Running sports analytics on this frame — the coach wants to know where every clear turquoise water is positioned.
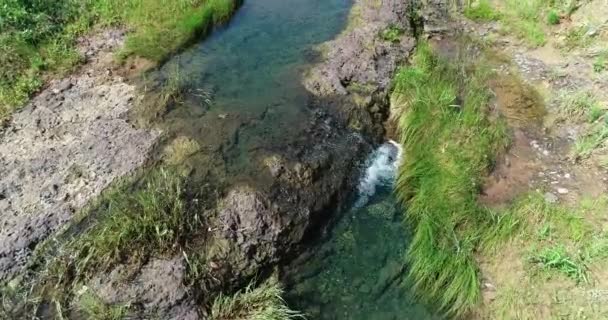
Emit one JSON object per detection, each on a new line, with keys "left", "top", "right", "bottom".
{"left": 284, "top": 144, "right": 438, "bottom": 319}
{"left": 157, "top": 0, "right": 352, "bottom": 181}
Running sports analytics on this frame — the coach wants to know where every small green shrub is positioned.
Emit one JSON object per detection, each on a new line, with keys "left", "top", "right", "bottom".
{"left": 547, "top": 10, "right": 560, "bottom": 25}
{"left": 588, "top": 105, "right": 605, "bottom": 123}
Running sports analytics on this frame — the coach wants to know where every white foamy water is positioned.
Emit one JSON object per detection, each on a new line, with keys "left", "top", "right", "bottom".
{"left": 354, "top": 140, "right": 403, "bottom": 207}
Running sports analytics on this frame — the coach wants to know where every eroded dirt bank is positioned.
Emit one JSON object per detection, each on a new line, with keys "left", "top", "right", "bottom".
{"left": 0, "top": 30, "right": 159, "bottom": 282}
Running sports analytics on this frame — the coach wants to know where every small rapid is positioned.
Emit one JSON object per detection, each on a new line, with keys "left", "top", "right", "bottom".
{"left": 355, "top": 140, "right": 403, "bottom": 208}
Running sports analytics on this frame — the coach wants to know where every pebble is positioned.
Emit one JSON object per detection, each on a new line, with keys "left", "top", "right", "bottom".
{"left": 542, "top": 150, "right": 550, "bottom": 156}
{"left": 557, "top": 187, "right": 569, "bottom": 194}
{"left": 564, "top": 173, "right": 571, "bottom": 179}
{"left": 544, "top": 192, "right": 559, "bottom": 204}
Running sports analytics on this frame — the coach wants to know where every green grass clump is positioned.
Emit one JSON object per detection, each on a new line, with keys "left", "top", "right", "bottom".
{"left": 392, "top": 43, "right": 511, "bottom": 317}
{"left": 116, "top": 0, "right": 239, "bottom": 62}
{"left": 210, "top": 276, "right": 304, "bottom": 320}
{"left": 546, "top": 10, "right": 560, "bottom": 25}
{"left": 71, "top": 168, "right": 192, "bottom": 275}
{"left": 531, "top": 245, "right": 589, "bottom": 283}
{"left": 0, "top": 0, "right": 238, "bottom": 120}
{"left": 501, "top": 0, "right": 547, "bottom": 46}
{"left": 464, "top": 0, "right": 501, "bottom": 22}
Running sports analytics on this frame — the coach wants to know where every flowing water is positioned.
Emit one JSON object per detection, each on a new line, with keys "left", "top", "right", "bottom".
{"left": 154, "top": 0, "right": 352, "bottom": 184}
{"left": 284, "top": 142, "right": 438, "bottom": 319}
{"left": 154, "top": 0, "right": 436, "bottom": 318}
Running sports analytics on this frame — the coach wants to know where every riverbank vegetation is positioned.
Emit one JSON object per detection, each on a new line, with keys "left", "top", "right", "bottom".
{"left": 0, "top": 0, "right": 239, "bottom": 119}
{"left": 392, "top": 42, "right": 513, "bottom": 317}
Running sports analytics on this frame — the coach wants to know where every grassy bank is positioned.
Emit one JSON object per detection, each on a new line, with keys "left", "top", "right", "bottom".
{"left": 464, "top": 0, "right": 581, "bottom": 46}
{"left": 392, "top": 43, "right": 513, "bottom": 317}
{"left": 0, "top": 0, "right": 239, "bottom": 119}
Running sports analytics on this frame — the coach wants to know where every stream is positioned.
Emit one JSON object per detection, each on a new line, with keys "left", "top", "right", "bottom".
{"left": 155, "top": 0, "right": 353, "bottom": 184}
{"left": 155, "top": 0, "right": 436, "bottom": 318}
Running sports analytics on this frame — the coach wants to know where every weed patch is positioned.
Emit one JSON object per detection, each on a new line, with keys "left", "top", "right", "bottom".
{"left": 563, "top": 26, "right": 593, "bottom": 50}
{"left": 392, "top": 42, "right": 511, "bottom": 317}
{"left": 472, "top": 0, "right": 582, "bottom": 47}
{"left": 70, "top": 168, "right": 195, "bottom": 275}
{"left": 77, "top": 290, "right": 130, "bottom": 320}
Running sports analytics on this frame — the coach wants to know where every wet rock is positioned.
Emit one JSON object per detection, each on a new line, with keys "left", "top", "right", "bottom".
{"left": 217, "top": 187, "right": 282, "bottom": 276}
{"left": 304, "top": 0, "right": 415, "bottom": 139}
